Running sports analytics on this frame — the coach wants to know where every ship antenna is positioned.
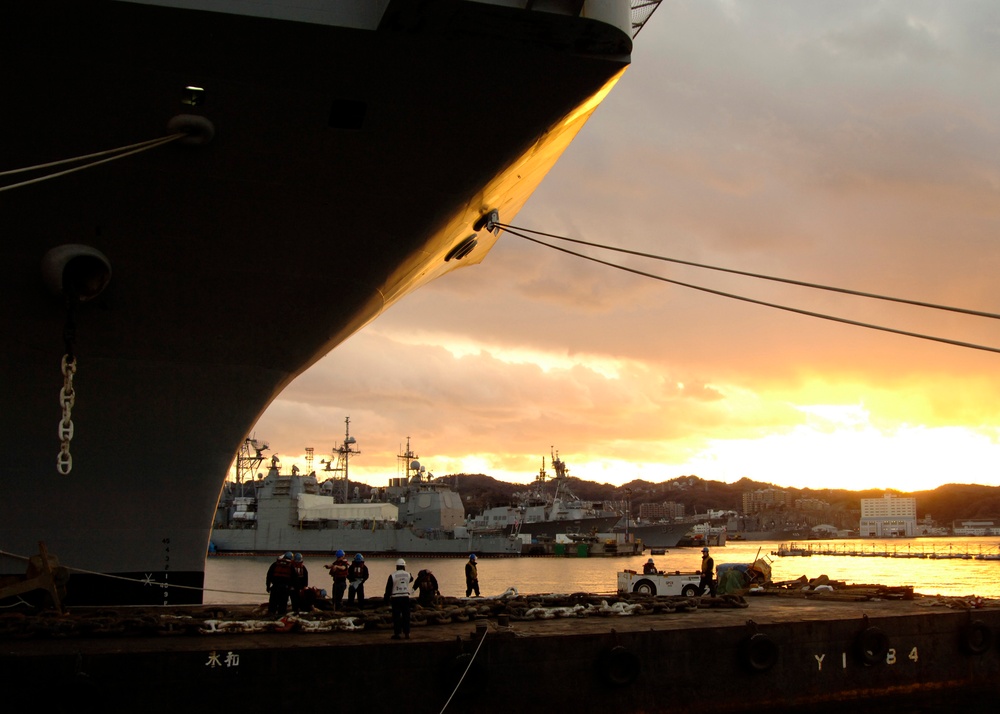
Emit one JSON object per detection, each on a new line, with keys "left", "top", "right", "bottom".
{"left": 327, "top": 416, "right": 360, "bottom": 503}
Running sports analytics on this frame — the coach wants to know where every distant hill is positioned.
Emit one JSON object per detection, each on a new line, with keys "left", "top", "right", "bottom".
{"left": 425, "top": 473, "right": 1000, "bottom": 528}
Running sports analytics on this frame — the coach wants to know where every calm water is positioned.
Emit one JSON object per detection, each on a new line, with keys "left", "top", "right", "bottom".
{"left": 203, "top": 537, "right": 1000, "bottom": 604}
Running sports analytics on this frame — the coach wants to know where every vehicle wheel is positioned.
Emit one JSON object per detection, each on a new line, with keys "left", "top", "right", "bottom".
{"left": 632, "top": 579, "right": 656, "bottom": 596}
{"left": 681, "top": 584, "right": 698, "bottom": 597}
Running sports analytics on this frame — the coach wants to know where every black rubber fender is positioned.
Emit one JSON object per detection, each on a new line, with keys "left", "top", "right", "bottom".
{"left": 599, "top": 645, "right": 641, "bottom": 687}
{"left": 961, "top": 620, "right": 994, "bottom": 655}
{"left": 739, "top": 632, "right": 779, "bottom": 672}
{"left": 444, "top": 652, "right": 486, "bottom": 693}
{"left": 856, "top": 625, "right": 890, "bottom": 665}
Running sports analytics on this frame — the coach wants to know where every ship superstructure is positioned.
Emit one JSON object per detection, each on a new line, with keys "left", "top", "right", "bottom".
{"left": 468, "top": 450, "right": 622, "bottom": 539}
{"left": 1, "top": 0, "right": 659, "bottom": 604}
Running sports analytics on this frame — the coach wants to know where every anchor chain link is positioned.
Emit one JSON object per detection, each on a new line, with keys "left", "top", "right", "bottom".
{"left": 58, "top": 354, "right": 76, "bottom": 475}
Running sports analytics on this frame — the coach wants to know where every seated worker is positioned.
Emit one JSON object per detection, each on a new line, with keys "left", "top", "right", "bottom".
{"left": 642, "top": 557, "right": 657, "bottom": 575}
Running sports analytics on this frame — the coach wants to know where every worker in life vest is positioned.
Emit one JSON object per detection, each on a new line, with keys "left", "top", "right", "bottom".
{"left": 698, "top": 546, "right": 716, "bottom": 597}
{"left": 290, "top": 553, "right": 309, "bottom": 612}
{"left": 643, "top": 557, "right": 657, "bottom": 575}
{"left": 384, "top": 558, "right": 414, "bottom": 639}
{"left": 265, "top": 551, "right": 294, "bottom": 616}
{"left": 346, "top": 553, "right": 369, "bottom": 608}
{"left": 324, "top": 549, "right": 349, "bottom": 610}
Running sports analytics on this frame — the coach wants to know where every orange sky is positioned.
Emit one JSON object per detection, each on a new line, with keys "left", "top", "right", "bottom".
{"left": 252, "top": 1, "right": 1000, "bottom": 493}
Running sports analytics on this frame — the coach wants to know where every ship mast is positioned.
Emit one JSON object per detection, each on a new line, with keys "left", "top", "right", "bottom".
{"left": 321, "top": 416, "right": 360, "bottom": 502}
{"left": 400, "top": 436, "right": 422, "bottom": 483}
{"left": 235, "top": 435, "right": 268, "bottom": 487}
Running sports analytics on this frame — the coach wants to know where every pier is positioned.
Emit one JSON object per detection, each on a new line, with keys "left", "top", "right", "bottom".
{"left": 772, "top": 542, "right": 1000, "bottom": 559}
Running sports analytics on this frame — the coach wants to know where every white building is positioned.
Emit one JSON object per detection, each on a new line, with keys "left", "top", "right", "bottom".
{"left": 859, "top": 494, "right": 917, "bottom": 537}
{"left": 953, "top": 519, "right": 1000, "bottom": 536}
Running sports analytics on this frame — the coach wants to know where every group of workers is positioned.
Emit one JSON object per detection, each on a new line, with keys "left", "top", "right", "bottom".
{"left": 265, "top": 550, "right": 483, "bottom": 629}
{"left": 264, "top": 551, "right": 310, "bottom": 616}
{"left": 271, "top": 546, "right": 718, "bottom": 626}
{"left": 642, "top": 546, "right": 717, "bottom": 597}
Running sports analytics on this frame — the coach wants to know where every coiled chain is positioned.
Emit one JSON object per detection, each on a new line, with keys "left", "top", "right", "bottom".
{"left": 58, "top": 354, "right": 76, "bottom": 475}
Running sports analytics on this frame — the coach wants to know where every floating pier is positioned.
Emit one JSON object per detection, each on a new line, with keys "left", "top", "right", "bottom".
{"left": 772, "top": 542, "right": 1000, "bottom": 559}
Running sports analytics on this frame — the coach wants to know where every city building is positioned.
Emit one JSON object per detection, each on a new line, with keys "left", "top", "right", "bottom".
{"left": 638, "top": 501, "right": 685, "bottom": 521}
{"left": 742, "top": 488, "right": 790, "bottom": 514}
{"left": 859, "top": 494, "right": 917, "bottom": 537}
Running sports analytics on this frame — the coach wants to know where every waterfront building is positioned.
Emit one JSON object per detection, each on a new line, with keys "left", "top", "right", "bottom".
{"left": 952, "top": 519, "right": 1000, "bottom": 536}
{"left": 859, "top": 494, "right": 917, "bottom": 537}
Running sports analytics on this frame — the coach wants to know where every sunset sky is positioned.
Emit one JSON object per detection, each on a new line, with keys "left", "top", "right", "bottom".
{"left": 252, "top": 1, "right": 1000, "bottom": 493}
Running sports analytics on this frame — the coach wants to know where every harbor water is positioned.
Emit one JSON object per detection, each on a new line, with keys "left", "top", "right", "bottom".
{"left": 203, "top": 536, "right": 1000, "bottom": 605}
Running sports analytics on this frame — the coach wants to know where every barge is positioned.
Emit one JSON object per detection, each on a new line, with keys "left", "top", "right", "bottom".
{"left": 4, "top": 590, "right": 998, "bottom": 713}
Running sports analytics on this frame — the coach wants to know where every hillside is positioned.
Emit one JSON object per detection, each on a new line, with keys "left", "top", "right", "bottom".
{"left": 435, "top": 473, "right": 1000, "bottom": 528}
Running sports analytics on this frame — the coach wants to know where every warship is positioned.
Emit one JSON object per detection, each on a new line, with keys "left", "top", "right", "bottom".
{"left": 0, "top": 0, "right": 660, "bottom": 604}
{"left": 467, "top": 450, "right": 623, "bottom": 540}
{"left": 211, "top": 427, "right": 520, "bottom": 556}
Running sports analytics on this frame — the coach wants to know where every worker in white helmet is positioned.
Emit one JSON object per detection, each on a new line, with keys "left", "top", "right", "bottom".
{"left": 384, "top": 558, "right": 413, "bottom": 639}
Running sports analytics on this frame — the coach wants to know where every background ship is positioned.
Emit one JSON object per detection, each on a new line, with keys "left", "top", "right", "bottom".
{"left": 1, "top": 1, "right": 659, "bottom": 604}
{"left": 468, "top": 450, "right": 622, "bottom": 539}
{"left": 211, "top": 428, "right": 520, "bottom": 556}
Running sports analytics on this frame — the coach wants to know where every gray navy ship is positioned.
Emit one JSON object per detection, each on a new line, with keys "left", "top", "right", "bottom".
{"left": 211, "top": 426, "right": 520, "bottom": 556}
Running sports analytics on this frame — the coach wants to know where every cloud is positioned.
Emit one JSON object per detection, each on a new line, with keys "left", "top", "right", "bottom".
{"left": 252, "top": 1, "right": 1000, "bottom": 492}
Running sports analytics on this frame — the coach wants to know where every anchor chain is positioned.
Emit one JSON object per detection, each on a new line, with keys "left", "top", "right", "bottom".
{"left": 58, "top": 355, "right": 76, "bottom": 475}
{"left": 57, "top": 306, "right": 77, "bottom": 475}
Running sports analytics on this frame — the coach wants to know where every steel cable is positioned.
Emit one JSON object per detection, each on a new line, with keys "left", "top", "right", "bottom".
{"left": 498, "top": 224, "right": 1000, "bottom": 355}
{"left": 0, "top": 133, "right": 184, "bottom": 192}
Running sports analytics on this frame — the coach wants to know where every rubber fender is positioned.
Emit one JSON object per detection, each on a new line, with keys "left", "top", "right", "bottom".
{"left": 739, "top": 632, "right": 779, "bottom": 672}
{"left": 446, "top": 652, "right": 486, "bottom": 691}
{"left": 961, "top": 620, "right": 994, "bottom": 655}
{"left": 599, "top": 645, "right": 641, "bottom": 687}
{"left": 856, "top": 626, "right": 890, "bottom": 665}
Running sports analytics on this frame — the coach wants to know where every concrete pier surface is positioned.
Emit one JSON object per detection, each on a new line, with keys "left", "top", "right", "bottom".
{"left": 4, "top": 591, "right": 999, "bottom": 713}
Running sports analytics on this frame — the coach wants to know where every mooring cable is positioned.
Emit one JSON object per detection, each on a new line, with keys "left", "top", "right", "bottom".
{"left": 0, "top": 133, "right": 185, "bottom": 192}
{"left": 500, "top": 225, "right": 1000, "bottom": 356}
{"left": 497, "top": 222, "right": 1000, "bottom": 322}
{"left": 0, "top": 548, "right": 264, "bottom": 598}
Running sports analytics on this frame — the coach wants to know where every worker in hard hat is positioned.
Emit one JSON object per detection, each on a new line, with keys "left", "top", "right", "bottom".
{"left": 289, "top": 553, "right": 309, "bottom": 613}
{"left": 384, "top": 558, "right": 414, "bottom": 639}
{"left": 324, "top": 549, "right": 350, "bottom": 610}
{"left": 265, "top": 551, "right": 294, "bottom": 616}
{"left": 346, "top": 553, "right": 369, "bottom": 608}
{"left": 698, "top": 546, "right": 716, "bottom": 597}
{"left": 465, "top": 553, "right": 480, "bottom": 597}
{"left": 643, "top": 557, "right": 657, "bottom": 575}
